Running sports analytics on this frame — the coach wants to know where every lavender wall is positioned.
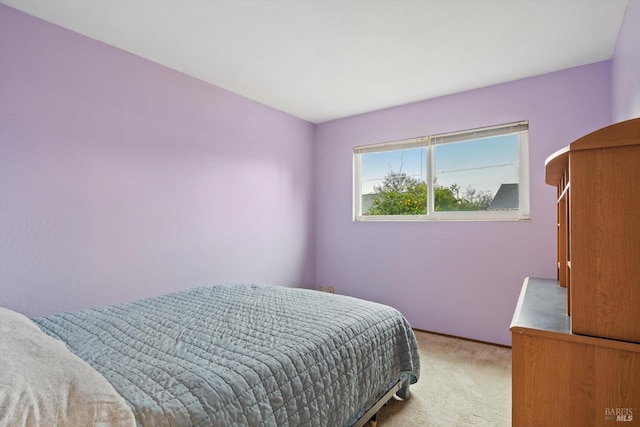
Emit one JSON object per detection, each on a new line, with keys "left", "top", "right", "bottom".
{"left": 612, "top": 0, "right": 640, "bottom": 122}
{"left": 314, "top": 62, "right": 612, "bottom": 345}
{"left": 0, "top": 5, "right": 315, "bottom": 317}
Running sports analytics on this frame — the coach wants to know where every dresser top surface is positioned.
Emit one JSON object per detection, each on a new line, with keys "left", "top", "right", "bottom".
{"left": 510, "top": 277, "right": 570, "bottom": 334}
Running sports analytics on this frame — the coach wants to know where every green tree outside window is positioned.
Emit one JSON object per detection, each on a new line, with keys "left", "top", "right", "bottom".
{"left": 366, "top": 171, "right": 492, "bottom": 215}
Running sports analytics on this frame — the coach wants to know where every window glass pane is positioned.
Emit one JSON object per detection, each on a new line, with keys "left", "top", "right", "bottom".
{"left": 433, "top": 134, "right": 519, "bottom": 212}
{"left": 360, "top": 147, "right": 427, "bottom": 215}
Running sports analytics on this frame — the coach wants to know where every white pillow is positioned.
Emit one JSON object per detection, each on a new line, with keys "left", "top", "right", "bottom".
{"left": 0, "top": 307, "right": 136, "bottom": 427}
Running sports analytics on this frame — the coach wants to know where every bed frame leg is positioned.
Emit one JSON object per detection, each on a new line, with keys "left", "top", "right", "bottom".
{"left": 396, "top": 379, "right": 411, "bottom": 400}
{"left": 369, "top": 412, "right": 378, "bottom": 427}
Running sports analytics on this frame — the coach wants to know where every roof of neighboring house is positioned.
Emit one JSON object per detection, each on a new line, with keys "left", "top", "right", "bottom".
{"left": 489, "top": 183, "right": 519, "bottom": 210}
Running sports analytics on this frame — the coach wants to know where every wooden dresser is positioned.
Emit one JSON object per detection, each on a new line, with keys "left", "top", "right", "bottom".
{"left": 510, "top": 118, "right": 640, "bottom": 427}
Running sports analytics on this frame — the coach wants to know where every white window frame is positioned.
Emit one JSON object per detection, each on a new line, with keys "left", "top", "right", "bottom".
{"left": 353, "top": 121, "right": 530, "bottom": 222}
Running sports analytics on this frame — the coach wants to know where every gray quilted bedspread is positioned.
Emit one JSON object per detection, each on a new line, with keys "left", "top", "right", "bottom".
{"left": 34, "top": 285, "right": 420, "bottom": 427}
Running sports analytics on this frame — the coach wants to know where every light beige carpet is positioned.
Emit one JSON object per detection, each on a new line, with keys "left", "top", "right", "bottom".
{"left": 376, "top": 330, "right": 512, "bottom": 427}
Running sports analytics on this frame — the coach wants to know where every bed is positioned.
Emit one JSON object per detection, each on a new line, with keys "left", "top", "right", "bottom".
{"left": 1, "top": 284, "right": 420, "bottom": 426}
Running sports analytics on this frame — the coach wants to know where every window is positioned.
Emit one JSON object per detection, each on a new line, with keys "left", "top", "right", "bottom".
{"left": 353, "top": 121, "right": 529, "bottom": 221}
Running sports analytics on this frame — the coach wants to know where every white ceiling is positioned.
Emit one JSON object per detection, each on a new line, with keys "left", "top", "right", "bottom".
{"left": 1, "top": 0, "right": 629, "bottom": 123}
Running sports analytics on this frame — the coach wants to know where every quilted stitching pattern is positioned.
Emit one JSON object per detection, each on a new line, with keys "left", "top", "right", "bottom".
{"left": 34, "top": 285, "right": 420, "bottom": 427}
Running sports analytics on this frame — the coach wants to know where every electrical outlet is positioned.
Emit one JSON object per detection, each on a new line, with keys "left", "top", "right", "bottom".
{"left": 328, "top": 286, "right": 334, "bottom": 294}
